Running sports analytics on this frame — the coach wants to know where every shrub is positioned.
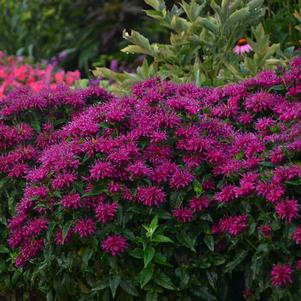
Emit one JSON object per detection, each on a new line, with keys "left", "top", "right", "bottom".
{"left": 94, "top": 0, "right": 288, "bottom": 94}
{"left": 0, "top": 61, "right": 111, "bottom": 297}
{"left": 8, "top": 57, "right": 301, "bottom": 300}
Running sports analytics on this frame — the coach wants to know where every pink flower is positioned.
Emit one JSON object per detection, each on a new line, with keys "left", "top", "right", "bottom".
{"left": 233, "top": 38, "right": 253, "bottom": 55}
{"left": 219, "top": 215, "right": 248, "bottom": 236}
{"left": 172, "top": 207, "right": 193, "bottom": 223}
{"left": 296, "top": 260, "right": 301, "bottom": 270}
{"left": 243, "top": 288, "right": 253, "bottom": 299}
{"left": 89, "top": 161, "right": 116, "bottom": 180}
{"left": 74, "top": 218, "right": 96, "bottom": 238}
{"left": 55, "top": 227, "right": 74, "bottom": 245}
{"left": 136, "top": 186, "right": 166, "bottom": 207}
{"left": 95, "top": 202, "right": 118, "bottom": 224}
{"left": 275, "top": 199, "right": 299, "bottom": 223}
{"left": 258, "top": 224, "right": 272, "bottom": 238}
{"left": 292, "top": 226, "right": 301, "bottom": 244}
{"left": 271, "top": 264, "right": 293, "bottom": 287}
{"left": 215, "top": 185, "right": 237, "bottom": 203}
{"left": 169, "top": 169, "right": 194, "bottom": 189}
{"left": 101, "top": 234, "right": 128, "bottom": 256}
{"left": 61, "top": 193, "right": 81, "bottom": 209}
{"left": 189, "top": 196, "right": 210, "bottom": 212}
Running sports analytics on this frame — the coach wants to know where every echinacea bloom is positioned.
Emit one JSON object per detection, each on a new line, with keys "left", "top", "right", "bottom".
{"left": 233, "top": 37, "right": 253, "bottom": 55}
{"left": 101, "top": 234, "right": 128, "bottom": 256}
{"left": 271, "top": 264, "right": 293, "bottom": 287}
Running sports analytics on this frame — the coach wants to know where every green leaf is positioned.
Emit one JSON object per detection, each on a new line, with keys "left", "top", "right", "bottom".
{"left": 92, "top": 277, "right": 109, "bottom": 291}
{"left": 139, "top": 265, "right": 153, "bottom": 288}
{"left": 178, "top": 232, "right": 198, "bottom": 252}
{"left": 286, "top": 179, "right": 301, "bottom": 186}
{"left": 152, "top": 234, "right": 174, "bottom": 243}
{"left": 193, "top": 179, "right": 203, "bottom": 196}
{"left": 0, "top": 245, "right": 9, "bottom": 254}
{"left": 197, "top": 17, "right": 219, "bottom": 35}
{"left": 204, "top": 235, "right": 214, "bottom": 251}
{"left": 120, "top": 279, "right": 139, "bottom": 297}
{"left": 144, "top": 246, "right": 155, "bottom": 267}
{"left": 150, "top": 215, "right": 159, "bottom": 230}
{"left": 144, "top": 0, "right": 165, "bottom": 11}
{"left": 198, "top": 287, "right": 217, "bottom": 301}
{"left": 224, "top": 250, "right": 248, "bottom": 273}
{"left": 82, "top": 181, "right": 108, "bottom": 197}
{"left": 109, "top": 275, "right": 121, "bottom": 298}
{"left": 62, "top": 221, "right": 72, "bottom": 242}
{"left": 129, "top": 248, "right": 144, "bottom": 259}
{"left": 154, "top": 273, "right": 175, "bottom": 290}
{"left": 146, "top": 291, "right": 158, "bottom": 301}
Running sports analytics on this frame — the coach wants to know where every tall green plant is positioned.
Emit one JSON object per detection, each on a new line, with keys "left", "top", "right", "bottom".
{"left": 94, "top": 0, "right": 283, "bottom": 94}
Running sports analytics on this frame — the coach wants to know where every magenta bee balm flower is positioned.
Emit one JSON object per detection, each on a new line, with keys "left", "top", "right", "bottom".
{"left": 101, "top": 235, "right": 128, "bottom": 256}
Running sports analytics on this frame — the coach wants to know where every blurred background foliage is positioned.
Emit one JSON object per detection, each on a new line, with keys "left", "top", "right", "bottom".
{"left": 0, "top": 0, "right": 168, "bottom": 75}
{"left": 0, "top": 0, "right": 299, "bottom": 78}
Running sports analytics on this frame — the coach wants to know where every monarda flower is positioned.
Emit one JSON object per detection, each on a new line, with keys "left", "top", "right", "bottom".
{"left": 219, "top": 215, "right": 248, "bottom": 236}
{"left": 101, "top": 234, "right": 128, "bottom": 256}
{"left": 233, "top": 38, "right": 253, "bottom": 55}
{"left": 189, "top": 196, "right": 210, "bottom": 212}
{"left": 169, "top": 169, "right": 194, "bottom": 189}
{"left": 172, "top": 207, "right": 193, "bottom": 223}
{"left": 271, "top": 264, "right": 293, "bottom": 287}
{"left": 258, "top": 224, "right": 272, "bottom": 238}
{"left": 89, "top": 160, "right": 116, "bottom": 180}
{"left": 61, "top": 193, "right": 81, "bottom": 209}
{"left": 136, "top": 186, "right": 166, "bottom": 207}
{"left": 275, "top": 199, "right": 299, "bottom": 223}
{"left": 95, "top": 202, "right": 118, "bottom": 224}
{"left": 292, "top": 226, "right": 301, "bottom": 244}
{"left": 215, "top": 185, "right": 237, "bottom": 203}
{"left": 74, "top": 218, "right": 96, "bottom": 238}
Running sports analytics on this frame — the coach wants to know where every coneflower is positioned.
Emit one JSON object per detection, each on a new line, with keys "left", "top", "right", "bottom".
{"left": 233, "top": 37, "right": 253, "bottom": 55}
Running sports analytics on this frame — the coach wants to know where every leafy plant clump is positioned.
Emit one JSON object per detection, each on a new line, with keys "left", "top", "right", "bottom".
{"left": 8, "top": 57, "right": 301, "bottom": 300}
{"left": 0, "top": 70, "right": 112, "bottom": 297}
{"left": 94, "top": 0, "right": 287, "bottom": 94}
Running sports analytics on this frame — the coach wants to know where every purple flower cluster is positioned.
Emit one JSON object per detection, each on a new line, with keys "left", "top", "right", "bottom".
{"left": 6, "top": 56, "right": 301, "bottom": 290}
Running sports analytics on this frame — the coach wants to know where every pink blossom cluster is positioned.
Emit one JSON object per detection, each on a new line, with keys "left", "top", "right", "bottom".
{"left": 7, "top": 56, "right": 301, "bottom": 292}
{"left": 0, "top": 51, "right": 80, "bottom": 97}
{"left": 0, "top": 85, "right": 112, "bottom": 179}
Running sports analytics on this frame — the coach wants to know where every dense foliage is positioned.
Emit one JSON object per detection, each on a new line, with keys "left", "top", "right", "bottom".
{"left": 5, "top": 57, "right": 300, "bottom": 300}
{"left": 94, "top": 0, "right": 292, "bottom": 94}
{"left": 0, "top": 0, "right": 165, "bottom": 75}
{"left": 0, "top": 52, "right": 112, "bottom": 299}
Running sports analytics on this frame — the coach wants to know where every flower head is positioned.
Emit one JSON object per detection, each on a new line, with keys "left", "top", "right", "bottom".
{"left": 233, "top": 38, "right": 253, "bottom": 55}
{"left": 101, "top": 234, "right": 128, "bottom": 256}
{"left": 271, "top": 264, "right": 293, "bottom": 287}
